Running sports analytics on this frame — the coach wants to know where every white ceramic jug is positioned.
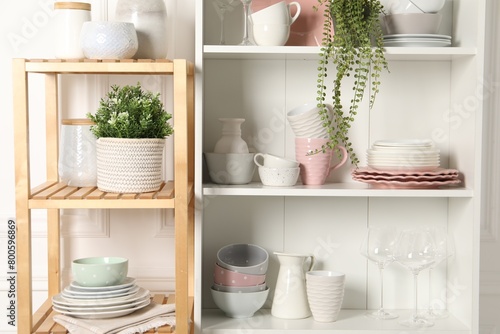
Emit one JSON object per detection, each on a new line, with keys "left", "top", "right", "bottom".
{"left": 271, "top": 252, "right": 315, "bottom": 319}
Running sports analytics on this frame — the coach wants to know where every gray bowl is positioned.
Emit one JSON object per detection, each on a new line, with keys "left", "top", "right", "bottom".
{"left": 217, "top": 243, "right": 269, "bottom": 275}
{"left": 211, "top": 287, "right": 269, "bottom": 318}
{"left": 204, "top": 153, "right": 256, "bottom": 185}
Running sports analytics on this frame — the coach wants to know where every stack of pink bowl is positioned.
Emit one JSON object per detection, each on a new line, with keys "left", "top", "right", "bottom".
{"left": 211, "top": 243, "right": 270, "bottom": 318}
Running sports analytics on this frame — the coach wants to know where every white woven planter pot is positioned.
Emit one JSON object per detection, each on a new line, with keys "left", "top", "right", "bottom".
{"left": 96, "top": 138, "right": 165, "bottom": 193}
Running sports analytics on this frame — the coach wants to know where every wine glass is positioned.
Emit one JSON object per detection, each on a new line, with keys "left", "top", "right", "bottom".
{"left": 212, "top": 0, "right": 239, "bottom": 45}
{"left": 422, "top": 227, "right": 456, "bottom": 319}
{"left": 394, "top": 228, "right": 437, "bottom": 328}
{"left": 360, "top": 227, "right": 399, "bottom": 320}
{"left": 239, "top": 0, "right": 254, "bottom": 45}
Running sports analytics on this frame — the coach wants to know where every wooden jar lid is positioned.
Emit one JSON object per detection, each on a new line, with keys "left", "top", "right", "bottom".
{"left": 62, "top": 118, "right": 95, "bottom": 126}
{"left": 54, "top": 2, "right": 91, "bottom": 11}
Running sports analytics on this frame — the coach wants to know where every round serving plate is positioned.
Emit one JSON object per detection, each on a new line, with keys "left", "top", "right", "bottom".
{"left": 53, "top": 298, "right": 151, "bottom": 319}
{"left": 69, "top": 277, "right": 136, "bottom": 292}
{"left": 61, "top": 284, "right": 139, "bottom": 300}
{"left": 52, "top": 287, "right": 150, "bottom": 307}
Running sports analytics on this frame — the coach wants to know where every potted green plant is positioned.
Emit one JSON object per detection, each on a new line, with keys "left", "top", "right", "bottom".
{"left": 86, "top": 82, "right": 173, "bottom": 193}
{"left": 314, "top": 0, "right": 389, "bottom": 166}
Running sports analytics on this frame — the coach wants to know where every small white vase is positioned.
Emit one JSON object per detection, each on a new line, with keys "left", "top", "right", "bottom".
{"left": 115, "top": 0, "right": 168, "bottom": 59}
{"left": 214, "top": 118, "right": 249, "bottom": 154}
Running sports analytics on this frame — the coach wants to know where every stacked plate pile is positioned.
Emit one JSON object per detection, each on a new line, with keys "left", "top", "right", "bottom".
{"left": 367, "top": 139, "right": 440, "bottom": 171}
{"left": 352, "top": 139, "right": 461, "bottom": 189}
{"left": 383, "top": 34, "right": 451, "bottom": 47}
{"left": 52, "top": 277, "right": 151, "bottom": 319}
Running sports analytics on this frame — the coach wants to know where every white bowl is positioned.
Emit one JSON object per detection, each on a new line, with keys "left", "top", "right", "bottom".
{"left": 204, "top": 153, "right": 256, "bottom": 185}
{"left": 80, "top": 21, "right": 138, "bottom": 59}
{"left": 384, "top": 13, "right": 442, "bottom": 35}
{"left": 258, "top": 166, "right": 300, "bottom": 187}
{"left": 211, "top": 287, "right": 269, "bottom": 318}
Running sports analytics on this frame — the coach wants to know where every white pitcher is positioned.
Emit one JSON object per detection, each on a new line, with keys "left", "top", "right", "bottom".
{"left": 271, "top": 252, "right": 315, "bottom": 319}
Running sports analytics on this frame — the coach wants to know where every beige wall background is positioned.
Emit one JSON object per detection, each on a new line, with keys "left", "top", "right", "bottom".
{"left": 0, "top": 0, "right": 498, "bottom": 333}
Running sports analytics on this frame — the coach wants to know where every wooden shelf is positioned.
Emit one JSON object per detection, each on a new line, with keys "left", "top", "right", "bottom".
{"left": 27, "top": 181, "right": 194, "bottom": 209}
{"left": 34, "top": 294, "right": 193, "bottom": 334}
{"left": 13, "top": 58, "right": 195, "bottom": 334}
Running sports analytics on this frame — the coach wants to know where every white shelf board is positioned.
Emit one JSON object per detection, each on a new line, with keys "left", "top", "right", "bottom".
{"left": 202, "top": 309, "right": 471, "bottom": 334}
{"left": 202, "top": 182, "right": 473, "bottom": 197}
{"left": 203, "top": 45, "right": 477, "bottom": 61}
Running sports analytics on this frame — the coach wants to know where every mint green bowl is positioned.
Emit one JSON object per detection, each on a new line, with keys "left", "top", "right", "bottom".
{"left": 71, "top": 257, "right": 128, "bottom": 287}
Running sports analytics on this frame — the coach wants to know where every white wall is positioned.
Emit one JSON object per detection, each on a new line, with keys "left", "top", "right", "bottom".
{"left": 0, "top": 0, "right": 498, "bottom": 334}
{"left": 0, "top": 1, "right": 194, "bottom": 333}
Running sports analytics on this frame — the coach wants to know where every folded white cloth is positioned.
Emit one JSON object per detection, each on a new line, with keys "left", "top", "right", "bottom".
{"left": 53, "top": 303, "right": 176, "bottom": 334}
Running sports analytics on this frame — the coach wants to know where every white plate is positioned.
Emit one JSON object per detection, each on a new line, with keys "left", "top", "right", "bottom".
{"left": 53, "top": 295, "right": 150, "bottom": 312}
{"left": 383, "top": 34, "right": 451, "bottom": 40}
{"left": 53, "top": 299, "right": 151, "bottom": 319}
{"left": 69, "top": 277, "right": 136, "bottom": 292}
{"left": 52, "top": 287, "right": 150, "bottom": 307}
{"left": 373, "top": 139, "right": 434, "bottom": 147}
{"left": 384, "top": 40, "right": 451, "bottom": 47}
{"left": 61, "top": 284, "right": 139, "bottom": 299}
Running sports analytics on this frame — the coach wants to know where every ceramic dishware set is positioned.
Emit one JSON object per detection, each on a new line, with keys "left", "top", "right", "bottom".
{"left": 205, "top": 118, "right": 256, "bottom": 184}
{"left": 351, "top": 139, "right": 461, "bottom": 188}
{"left": 211, "top": 244, "right": 270, "bottom": 318}
{"left": 51, "top": 257, "right": 151, "bottom": 319}
{"left": 287, "top": 102, "right": 348, "bottom": 185}
{"left": 249, "top": 1, "right": 301, "bottom": 46}
{"left": 383, "top": 0, "right": 450, "bottom": 47}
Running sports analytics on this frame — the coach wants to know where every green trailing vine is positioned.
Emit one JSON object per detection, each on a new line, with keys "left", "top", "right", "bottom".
{"left": 314, "top": 0, "right": 389, "bottom": 166}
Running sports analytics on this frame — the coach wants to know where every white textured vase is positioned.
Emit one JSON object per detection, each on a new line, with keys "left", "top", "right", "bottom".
{"left": 306, "top": 271, "right": 345, "bottom": 322}
{"left": 115, "top": 0, "right": 168, "bottom": 59}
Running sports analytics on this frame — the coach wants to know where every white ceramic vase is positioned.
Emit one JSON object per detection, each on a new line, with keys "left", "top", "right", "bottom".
{"left": 213, "top": 118, "right": 249, "bottom": 154}
{"left": 115, "top": 0, "right": 168, "bottom": 59}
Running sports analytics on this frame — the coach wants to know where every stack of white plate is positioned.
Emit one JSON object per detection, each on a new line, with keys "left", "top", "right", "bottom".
{"left": 52, "top": 277, "right": 151, "bottom": 319}
{"left": 383, "top": 34, "right": 452, "bottom": 47}
{"left": 367, "top": 139, "right": 440, "bottom": 171}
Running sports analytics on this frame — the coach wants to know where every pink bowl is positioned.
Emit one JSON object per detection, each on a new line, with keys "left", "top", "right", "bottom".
{"left": 213, "top": 263, "right": 266, "bottom": 286}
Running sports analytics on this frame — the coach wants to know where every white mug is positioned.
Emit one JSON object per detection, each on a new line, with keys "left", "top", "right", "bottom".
{"left": 287, "top": 102, "right": 333, "bottom": 138}
{"left": 252, "top": 23, "right": 290, "bottom": 46}
{"left": 250, "top": 1, "right": 301, "bottom": 25}
{"left": 254, "top": 153, "right": 299, "bottom": 168}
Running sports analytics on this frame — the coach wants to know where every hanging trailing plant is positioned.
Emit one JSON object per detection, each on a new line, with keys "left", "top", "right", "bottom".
{"left": 314, "top": 0, "right": 389, "bottom": 166}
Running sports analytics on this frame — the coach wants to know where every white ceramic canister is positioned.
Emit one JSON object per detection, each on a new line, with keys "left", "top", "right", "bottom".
{"left": 54, "top": 2, "right": 91, "bottom": 59}
{"left": 115, "top": 0, "right": 168, "bottom": 59}
{"left": 58, "top": 119, "right": 97, "bottom": 187}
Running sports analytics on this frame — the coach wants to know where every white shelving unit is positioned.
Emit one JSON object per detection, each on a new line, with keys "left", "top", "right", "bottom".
{"left": 194, "top": 0, "right": 485, "bottom": 333}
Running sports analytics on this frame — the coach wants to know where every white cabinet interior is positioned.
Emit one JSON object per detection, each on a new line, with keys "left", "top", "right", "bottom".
{"left": 194, "top": 0, "right": 484, "bottom": 333}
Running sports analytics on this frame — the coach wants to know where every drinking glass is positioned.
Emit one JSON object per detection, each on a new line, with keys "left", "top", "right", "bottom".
{"left": 239, "top": 0, "right": 254, "bottom": 45}
{"left": 360, "top": 227, "right": 399, "bottom": 320}
{"left": 422, "top": 227, "right": 456, "bottom": 319}
{"left": 212, "top": 0, "right": 239, "bottom": 45}
{"left": 395, "top": 228, "right": 437, "bottom": 328}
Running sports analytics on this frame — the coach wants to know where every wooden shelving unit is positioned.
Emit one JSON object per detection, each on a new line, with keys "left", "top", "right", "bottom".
{"left": 12, "top": 58, "right": 195, "bottom": 334}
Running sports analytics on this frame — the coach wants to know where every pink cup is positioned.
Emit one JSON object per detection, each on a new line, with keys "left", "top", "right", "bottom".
{"left": 295, "top": 138, "right": 348, "bottom": 185}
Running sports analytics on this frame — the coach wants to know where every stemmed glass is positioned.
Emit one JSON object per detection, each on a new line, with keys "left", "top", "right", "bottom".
{"left": 239, "top": 0, "right": 254, "bottom": 45}
{"left": 395, "top": 228, "right": 437, "bottom": 328}
{"left": 360, "top": 227, "right": 399, "bottom": 320}
{"left": 422, "top": 227, "right": 456, "bottom": 319}
{"left": 212, "top": 0, "right": 239, "bottom": 45}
